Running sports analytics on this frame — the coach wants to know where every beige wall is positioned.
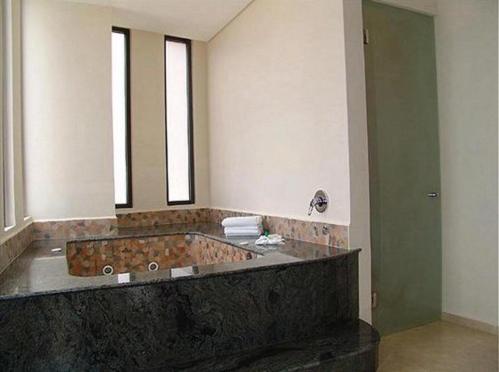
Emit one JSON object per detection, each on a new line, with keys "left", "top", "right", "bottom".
{"left": 23, "top": 0, "right": 116, "bottom": 220}
{"left": 23, "top": 0, "right": 352, "bottom": 225}
{"left": 435, "top": 0, "right": 498, "bottom": 327}
{"left": 191, "top": 41, "right": 211, "bottom": 208}
{"left": 120, "top": 29, "right": 209, "bottom": 213}
{"left": 207, "top": 0, "right": 351, "bottom": 225}
{"left": 22, "top": 0, "right": 210, "bottom": 219}
{"left": 128, "top": 30, "right": 165, "bottom": 212}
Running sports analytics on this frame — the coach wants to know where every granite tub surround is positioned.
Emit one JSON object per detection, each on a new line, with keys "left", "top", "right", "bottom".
{"left": 0, "top": 245, "right": 374, "bottom": 370}
{"left": 116, "top": 208, "right": 349, "bottom": 248}
{"left": 0, "top": 223, "right": 378, "bottom": 370}
{"left": 0, "top": 223, "right": 352, "bottom": 298}
{"left": 0, "top": 223, "right": 33, "bottom": 275}
{"left": 67, "top": 233, "right": 258, "bottom": 277}
{"left": 32, "top": 217, "right": 117, "bottom": 240}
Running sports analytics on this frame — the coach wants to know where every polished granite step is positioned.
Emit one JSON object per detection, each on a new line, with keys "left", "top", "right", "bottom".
{"left": 165, "top": 320, "right": 379, "bottom": 371}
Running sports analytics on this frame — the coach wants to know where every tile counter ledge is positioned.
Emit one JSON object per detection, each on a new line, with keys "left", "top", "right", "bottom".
{"left": 0, "top": 223, "right": 379, "bottom": 371}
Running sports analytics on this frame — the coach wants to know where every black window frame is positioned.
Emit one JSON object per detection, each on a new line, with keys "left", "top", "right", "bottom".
{"left": 112, "top": 26, "right": 132, "bottom": 209}
{"left": 164, "top": 35, "right": 195, "bottom": 206}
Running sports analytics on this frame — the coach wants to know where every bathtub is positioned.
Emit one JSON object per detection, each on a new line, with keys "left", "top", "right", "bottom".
{"left": 0, "top": 224, "right": 378, "bottom": 371}
{"left": 66, "top": 233, "right": 258, "bottom": 277}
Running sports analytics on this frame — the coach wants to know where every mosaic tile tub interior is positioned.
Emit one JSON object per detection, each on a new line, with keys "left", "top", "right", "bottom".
{"left": 66, "top": 234, "right": 258, "bottom": 277}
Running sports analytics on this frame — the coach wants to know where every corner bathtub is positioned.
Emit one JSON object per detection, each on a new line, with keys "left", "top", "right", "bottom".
{"left": 0, "top": 224, "right": 378, "bottom": 371}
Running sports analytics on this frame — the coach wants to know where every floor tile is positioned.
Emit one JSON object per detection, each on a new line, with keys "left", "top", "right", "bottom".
{"left": 378, "top": 321, "right": 498, "bottom": 372}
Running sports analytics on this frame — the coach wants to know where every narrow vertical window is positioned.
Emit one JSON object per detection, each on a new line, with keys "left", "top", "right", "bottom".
{"left": 164, "top": 36, "right": 194, "bottom": 205}
{"left": 112, "top": 27, "right": 132, "bottom": 208}
{"left": 2, "top": 0, "right": 14, "bottom": 228}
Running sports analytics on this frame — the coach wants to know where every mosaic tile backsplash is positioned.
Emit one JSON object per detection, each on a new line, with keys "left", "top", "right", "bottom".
{"left": 117, "top": 209, "right": 211, "bottom": 228}
{"left": 66, "top": 234, "right": 258, "bottom": 277}
{"left": 32, "top": 218, "right": 117, "bottom": 240}
{"left": 116, "top": 209, "right": 349, "bottom": 248}
{"left": 208, "top": 209, "right": 349, "bottom": 248}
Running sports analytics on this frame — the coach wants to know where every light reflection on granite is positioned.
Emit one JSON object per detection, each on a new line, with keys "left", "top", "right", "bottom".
{"left": 0, "top": 223, "right": 354, "bottom": 300}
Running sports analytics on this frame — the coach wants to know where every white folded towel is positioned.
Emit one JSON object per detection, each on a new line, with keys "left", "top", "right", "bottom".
{"left": 255, "top": 234, "right": 285, "bottom": 245}
{"left": 224, "top": 225, "right": 263, "bottom": 237}
{"left": 225, "top": 225, "right": 262, "bottom": 233}
{"left": 225, "top": 232, "right": 261, "bottom": 237}
{"left": 222, "top": 216, "right": 263, "bottom": 228}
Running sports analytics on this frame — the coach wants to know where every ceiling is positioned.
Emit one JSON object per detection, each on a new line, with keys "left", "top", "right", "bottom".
{"left": 66, "top": 0, "right": 253, "bottom": 41}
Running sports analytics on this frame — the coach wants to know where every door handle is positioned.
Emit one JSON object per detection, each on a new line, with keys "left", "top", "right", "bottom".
{"left": 427, "top": 192, "right": 439, "bottom": 198}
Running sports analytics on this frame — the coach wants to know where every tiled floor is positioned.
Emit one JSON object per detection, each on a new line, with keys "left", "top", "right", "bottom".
{"left": 378, "top": 321, "right": 498, "bottom": 372}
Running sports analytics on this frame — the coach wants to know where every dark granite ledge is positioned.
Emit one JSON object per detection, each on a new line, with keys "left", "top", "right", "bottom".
{"left": 0, "top": 223, "right": 358, "bottom": 301}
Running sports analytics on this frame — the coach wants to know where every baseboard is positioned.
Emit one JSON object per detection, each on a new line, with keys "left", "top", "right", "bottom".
{"left": 441, "top": 312, "right": 498, "bottom": 335}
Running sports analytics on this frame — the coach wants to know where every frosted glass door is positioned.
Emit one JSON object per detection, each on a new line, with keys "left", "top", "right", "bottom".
{"left": 363, "top": 0, "right": 442, "bottom": 335}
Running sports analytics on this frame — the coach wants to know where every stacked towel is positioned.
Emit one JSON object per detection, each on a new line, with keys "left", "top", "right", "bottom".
{"left": 222, "top": 216, "right": 263, "bottom": 237}
{"left": 221, "top": 216, "right": 263, "bottom": 227}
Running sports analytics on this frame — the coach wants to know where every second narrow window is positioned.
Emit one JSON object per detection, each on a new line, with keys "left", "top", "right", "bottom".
{"left": 112, "top": 27, "right": 132, "bottom": 208}
{"left": 164, "top": 36, "right": 194, "bottom": 205}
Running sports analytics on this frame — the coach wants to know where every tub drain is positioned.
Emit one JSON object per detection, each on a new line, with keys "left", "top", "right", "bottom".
{"left": 102, "top": 265, "right": 114, "bottom": 276}
{"left": 148, "top": 262, "right": 159, "bottom": 271}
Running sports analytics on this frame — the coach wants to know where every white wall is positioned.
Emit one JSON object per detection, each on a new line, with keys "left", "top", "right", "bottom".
{"left": 207, "top": 0, "right": 351, "bottom": 225}
{"left": 343, "top": 0, "right": 372, "bottom": 323}
{"left": 108, "top": 0, "right": 252, "bottom": 42}
{"left": 23, "top": 0, "right": 116, "bottom": 220}
{"left": 121, "top": 29, "right": 209, "bottom": 213}
{"left": 435, "top": 0, "right": 498, "bottom": 327}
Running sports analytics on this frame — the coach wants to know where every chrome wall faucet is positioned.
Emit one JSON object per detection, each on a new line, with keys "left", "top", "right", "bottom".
{"left": 308, "top": 190, "right": 329, "bottom": 215}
